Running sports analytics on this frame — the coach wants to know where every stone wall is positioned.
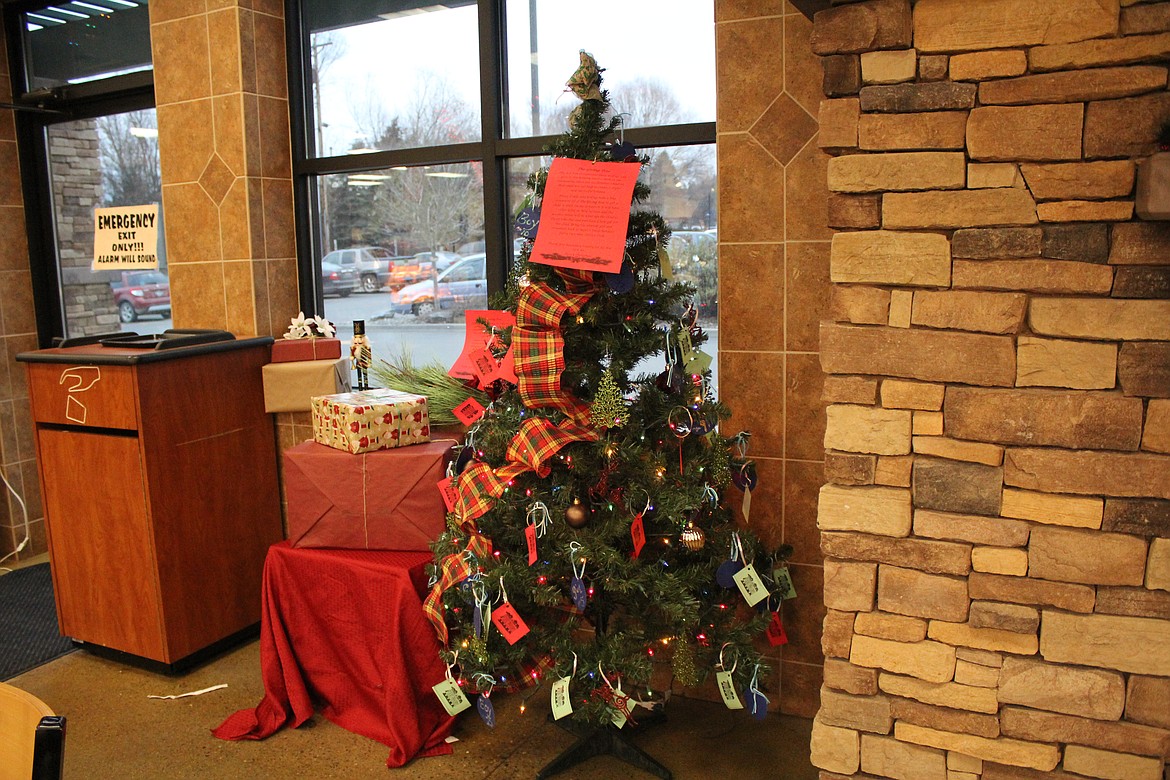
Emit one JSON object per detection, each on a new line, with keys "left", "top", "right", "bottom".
{"left": 47, "top": 121, "right": 121, "bottom": 337}
{"left": 810, "top": 1, "right": 1170, "bottom": 778}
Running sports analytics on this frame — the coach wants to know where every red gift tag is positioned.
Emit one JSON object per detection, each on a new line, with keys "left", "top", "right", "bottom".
{"left": 437, "top": 476, "right": 459, "bottom": 512}
{"left": 766, "top": 611, "right": 789, "bottom": 646}
{"left": 496, "top": 347, "right": 518, "bottom": 385}
{"left": 491, "top": 602, "right": 530, "bottom": 645}
{"left": 526, "top": 524, "right": 538, "bottom": 565}
{"left": 472, "top": 348, "right": 500, "bottom": 383}
{"left": 630, "top": 514, "right": 645, "bottom": 558}
{"left": 454, "top": 397, "right": 486, "bottom": 425}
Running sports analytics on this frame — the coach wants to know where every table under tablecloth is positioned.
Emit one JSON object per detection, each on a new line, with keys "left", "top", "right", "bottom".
{"left": 212, "top": 542, "right": 454, "bottom": 767}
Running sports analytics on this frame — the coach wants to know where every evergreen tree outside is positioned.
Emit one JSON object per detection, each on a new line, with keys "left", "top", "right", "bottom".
{"left": 423, "top": 54, "right": 785, "bottom": 737}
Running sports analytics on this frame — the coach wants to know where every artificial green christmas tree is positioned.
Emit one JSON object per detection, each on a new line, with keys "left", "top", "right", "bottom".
{"left": 421, "top": 53, "right": 789, "bottom": 772}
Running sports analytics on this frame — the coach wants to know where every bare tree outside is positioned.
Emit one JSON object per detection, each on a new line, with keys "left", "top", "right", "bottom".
{"left": 325, "top": 73, "right": 485, "bottom": 258}
{"left": 95, "top": 110, "right": 161, "bottom": 208}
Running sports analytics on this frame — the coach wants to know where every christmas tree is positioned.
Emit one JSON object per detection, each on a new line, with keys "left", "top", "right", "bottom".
{"left": 422, "top": 53, "right": 787, "bottom": 741}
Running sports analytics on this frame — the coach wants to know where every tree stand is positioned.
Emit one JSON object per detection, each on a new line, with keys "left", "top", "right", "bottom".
{"left": 537, "top": 709, "right": 672, "bottom": 779}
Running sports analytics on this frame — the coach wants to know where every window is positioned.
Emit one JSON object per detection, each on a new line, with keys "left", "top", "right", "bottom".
{"left": 6, "top": 0, "right": 158, "bottom": 344}
{"left": 289, "top": 0, "right": 718, "bottom": 374}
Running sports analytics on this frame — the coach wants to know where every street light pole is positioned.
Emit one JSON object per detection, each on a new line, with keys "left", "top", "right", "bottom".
{"left": 529, "top": 0, "right": 540, "bottom": 136}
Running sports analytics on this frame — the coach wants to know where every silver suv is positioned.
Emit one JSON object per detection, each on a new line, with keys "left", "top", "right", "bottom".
{"left": 322, "top": 246, "right": 401, "bottom": 293}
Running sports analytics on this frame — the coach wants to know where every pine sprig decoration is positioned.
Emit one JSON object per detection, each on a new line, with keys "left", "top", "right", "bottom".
{"left": 372, "top": 352, "right": 488, "bottom": 426}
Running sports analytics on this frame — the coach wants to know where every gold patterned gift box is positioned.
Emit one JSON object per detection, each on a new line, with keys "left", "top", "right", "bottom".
{"left": 310, "top": 389, "right": 430, "bottom": 454}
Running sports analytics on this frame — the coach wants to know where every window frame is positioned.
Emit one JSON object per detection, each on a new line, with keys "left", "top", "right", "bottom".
{"left": 3, "top": 0, "right": 156, "bottom": 346}
{"left": 285, "top": 0, "right": 716, "bottom": 317}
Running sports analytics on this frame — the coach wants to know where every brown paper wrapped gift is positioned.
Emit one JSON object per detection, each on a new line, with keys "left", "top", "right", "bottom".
{"left": 284, "top": 439, "right": 453, "bottom": 551}
{"left": 262, "top": 357, "right": 350, "bottom": 413}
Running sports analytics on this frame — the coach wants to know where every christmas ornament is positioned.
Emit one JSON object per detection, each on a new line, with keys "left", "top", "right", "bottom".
{"left": 566, "top": 50, "right": 603, "bottom": 101}
{"left": 565, "top": 497, "right": 588, "bottom": 528}
{"left": 671, "top": 637, "right": 700, "bottom": 688}
{"left": 351, "top": 320, "right": 372, "bottom": 391}
{"left": 590, "top": 369, "right": 627, "bottom": 428}
{"left": 680, "top": 522, "right": 706, "bottom": 551}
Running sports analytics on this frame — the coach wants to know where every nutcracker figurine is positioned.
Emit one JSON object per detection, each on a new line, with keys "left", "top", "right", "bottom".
{"left": 351, "top": 320, "right": 372, "bottom": 390}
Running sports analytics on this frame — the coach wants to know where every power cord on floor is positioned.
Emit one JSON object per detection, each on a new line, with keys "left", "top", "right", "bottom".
{"left": 0, "top": 466, "right": 31, "bottom": 574}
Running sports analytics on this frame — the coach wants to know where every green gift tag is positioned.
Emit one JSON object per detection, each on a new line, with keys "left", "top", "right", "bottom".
{"left": 659, "top": 246, "right": 673, "bottom": 279}
{"left": 773, "top": 567, "right": 797, "bottom": 600}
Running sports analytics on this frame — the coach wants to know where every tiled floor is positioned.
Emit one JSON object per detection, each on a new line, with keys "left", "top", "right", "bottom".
{"left": 12, "top": 638, "right": 817, "bottom": 780}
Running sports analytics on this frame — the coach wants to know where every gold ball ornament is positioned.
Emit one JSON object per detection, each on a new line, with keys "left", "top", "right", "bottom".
{"left": 680, "top": 523, "right": 706, "bottom": 551}
{"left": 565, "top": 498, "right": 589, "bottom": 528}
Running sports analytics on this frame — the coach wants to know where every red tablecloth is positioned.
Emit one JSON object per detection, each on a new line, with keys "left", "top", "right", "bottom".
{"left": 213, "top": 543, "right": 454, "bottom": 767}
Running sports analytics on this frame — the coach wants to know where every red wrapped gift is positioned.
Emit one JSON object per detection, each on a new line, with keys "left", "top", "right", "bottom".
{"left": 271, "top": 338, "right": 343, "bottom": 363}
{"left": 284, "top": 440, "right": 453, "bottom": 551}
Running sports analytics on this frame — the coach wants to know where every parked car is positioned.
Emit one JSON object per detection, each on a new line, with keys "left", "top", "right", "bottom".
{"left": 388, "top": 253, "right": 486, "bottom": 315}
{"left": 386, "top": 256, "right": 437, "bottom": 290}
{"left": 111, "top": 270, "right": 171, "bottom": 323}
{"left": 321, "top": 260, "right": 358, "bottom": 297}
{"left": 412, "top": 250, "right": 461, "bottom": 274}
{"left": 322, "top": 246, "right": 401, "bottom": 293}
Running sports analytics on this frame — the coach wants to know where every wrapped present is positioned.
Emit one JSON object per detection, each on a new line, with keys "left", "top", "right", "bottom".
{"left": 262, "top": 357, "right": 350, "bottom": 413}
{"left": 311, "top": 388, "right": 430, "bottom": 454}
{"left": 284, "top": 440, "right": 452, "bottom": 551}
{"left": 271, "top": 338, "right": 342, "bottom": 363}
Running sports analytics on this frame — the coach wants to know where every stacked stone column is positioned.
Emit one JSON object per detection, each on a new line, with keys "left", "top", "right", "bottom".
{"left": 809, "top": 1, "right": 1170, "bottom": 778}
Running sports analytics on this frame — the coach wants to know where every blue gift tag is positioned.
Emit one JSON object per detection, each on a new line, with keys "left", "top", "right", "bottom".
{"left": 514, "top": 206, "right": 540, "bottom": 239}
{"left": 748, "top": 688, "right": 768, "bottom": 720}
{"left": 477, "top": 693, "right": 496, "bottom": 728}
{"left": 731, "top": 462, "right": 758, "bottom": 491}
{"left": 604, "top": 258, "right": 635, "bottom": 294}
{"left": 570, "top": 576, "right": 588, "bottom": 611}
{"left": 716, "top": 559, "right": 744, "bottom": 588}
{"left": 610, "top": 141, "right": 636, "bottom": 160}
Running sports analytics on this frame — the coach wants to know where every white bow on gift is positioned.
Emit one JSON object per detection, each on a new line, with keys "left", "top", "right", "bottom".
{"left": 283, "top": 312, "right": 336, "bottom": 340}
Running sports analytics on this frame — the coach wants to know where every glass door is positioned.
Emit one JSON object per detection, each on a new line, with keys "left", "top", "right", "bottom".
{"left": 45, "top": 108, "right": 166, "bottom": 339}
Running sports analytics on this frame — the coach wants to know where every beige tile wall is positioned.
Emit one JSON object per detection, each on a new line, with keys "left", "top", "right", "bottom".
{"left": 0, "top": 18, "right": 46, "bottom": 561}
{"left": 716, "top": 0, "right": 830, "bottom": 717}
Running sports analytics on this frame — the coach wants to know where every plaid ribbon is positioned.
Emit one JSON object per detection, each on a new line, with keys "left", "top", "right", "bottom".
{"left": 514, "top": 283, "right": 596, "bottom": 415}
{"left": 506, "top": 417, "right": 600, "bottom": 475}
{"left": 427, "top": 275, "right": 604, "bottom": 643}
{"left": 422, "top": 526, "right": 492, "bottom": 647}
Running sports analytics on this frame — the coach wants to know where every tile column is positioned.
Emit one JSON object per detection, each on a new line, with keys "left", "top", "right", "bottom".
{"left": 150, "top": 0, "right": 299, "bottom": 337}
{"left": 716, "top": 0, "right": 831, "bottom": 717}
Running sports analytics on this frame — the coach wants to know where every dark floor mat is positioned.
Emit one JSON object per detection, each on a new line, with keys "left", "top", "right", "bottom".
{"left": 0, "top": 563, "right": 75, "bottom": 680}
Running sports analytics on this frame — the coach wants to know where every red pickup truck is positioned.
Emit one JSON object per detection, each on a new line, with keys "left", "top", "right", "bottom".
{"left": 112, "top": 270, "right": 171, "bottom": 323}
